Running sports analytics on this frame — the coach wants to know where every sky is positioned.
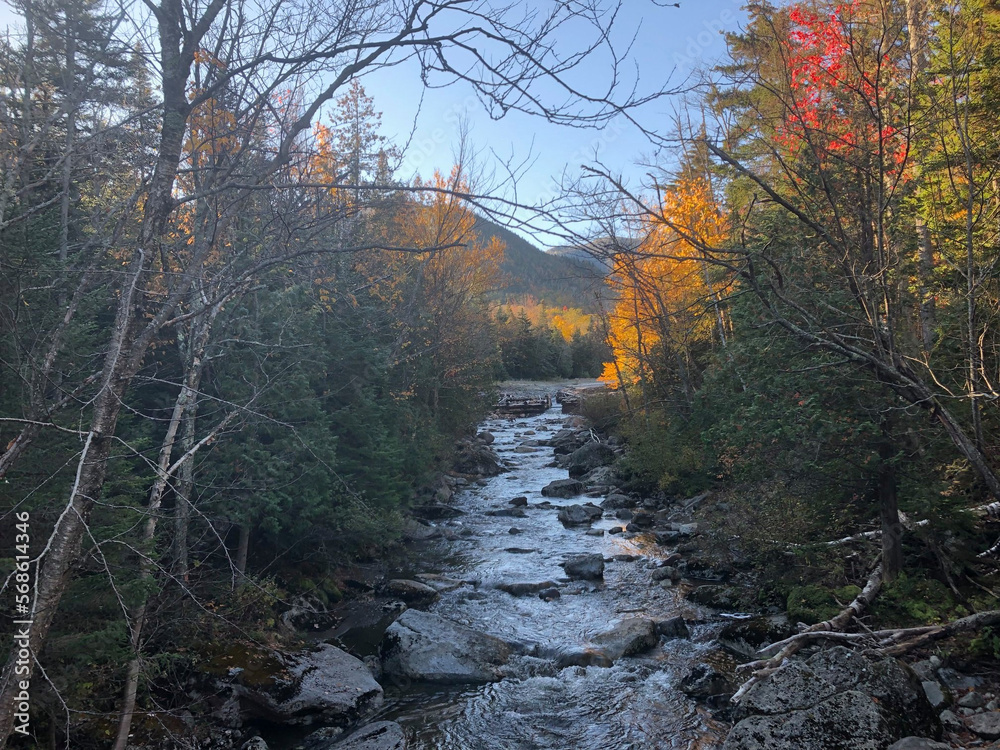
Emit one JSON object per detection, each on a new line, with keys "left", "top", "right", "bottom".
{"left": 355, "top": 0, "right": 748, "bottom": 245}
{"left": 0, "top": 0, "right": 749, "bottom": 246}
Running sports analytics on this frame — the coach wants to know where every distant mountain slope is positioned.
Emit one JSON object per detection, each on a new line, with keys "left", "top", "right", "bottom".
{"left": 473, "top": 216, "right": 605, "bottom": 311}
{"left": 548, "top": 236, "right": 640, "bottom": 270}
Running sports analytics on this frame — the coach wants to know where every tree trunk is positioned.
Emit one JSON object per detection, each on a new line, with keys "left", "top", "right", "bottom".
{"left": 235, "top": 523, "right": 250, "bottom": 580}
{"left": 0, "top": 385, "right": 121, "bottom": 740}
{"left": 879, "top": 425, "right": 903, "bottom": 583}
{"left": 905, "top": 0, "right": 937, "bottom": 352}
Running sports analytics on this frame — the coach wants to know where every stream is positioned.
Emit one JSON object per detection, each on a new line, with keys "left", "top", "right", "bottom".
{"left": 361, "top": 401, "right": 728, "bottom": 749}
{"left": 260, "top": 395, "right": 730, "bottom": 749}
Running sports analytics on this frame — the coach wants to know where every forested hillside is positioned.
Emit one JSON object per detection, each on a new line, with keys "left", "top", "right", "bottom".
{"left": 473, "top": 216, "right": 604, "bottom": 310}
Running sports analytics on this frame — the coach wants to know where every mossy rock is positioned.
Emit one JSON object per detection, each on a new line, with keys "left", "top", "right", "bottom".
{"left": 201, "top": 643, "right": 288, "bottom": 688}
{"left": 786, "top": 584, "right": 861, "bottom": 625}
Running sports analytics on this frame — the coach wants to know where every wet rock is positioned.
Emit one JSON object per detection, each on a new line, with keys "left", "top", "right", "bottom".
{"left": 601, "top": 493, "right": 632, "bottom": 510}
{"left": 486, "top": 507, "right": 526, "bottom": 518}
{"left": 555, "top": 648, "right": 614, "bottom": 669}
{"left": 886, "top": 740, "right": 952, "bottom": 750}
{"left": 476, "top": 431, "right": 495, "bottom": 445}
{"left": 608, "top": 526, "right": 624, "bottom": 535}
{"left": 327, "top": 721, "right": 407, "bottom": 750}
{"left": 538, "top": 587, "right": 561, "bottom": 601}
{"left": 380, "top": 609, "right": 511, "bottom": 684}
{"left": 503, "top": 547, "right": 535, "bottom": 554}
{"left": 509, "top": 496, "right": 528, "bottom": 506}
{"left": 655, "top": 616, "right": 690, "bottom": 640}
{"left": 591, "top": 617, "right": 659, "bottom": 660}
{"left": 541, "top": 478, "right": 585, "bottom": 498}
{"left": 508, "top": 527, "right": 523, "bottom": 535}
{"left": 651, "top": 566, "right": 680, "bottom": 582}
{"left": 967, "top": 712, "right": 1000, "bottom": 739}
{"left": 614, "top": 508, "right": 633, "bottom": 521}
{"left": 453, "top": 441, "right": 503, "bottom": 477}
{"left": 717, "top": 616, "right": 794, "bottom": 660}
{"left": 686, "top": 585, "right": 740, "bottom": 609}
{"left": 241, "top": 738, "right": 269, "bottom": 750}
{"left": 561, "top": 553, "right": 605, "bottom": 580}
{"left": 400, "top": 519, "right": 440, "bottom": 542}
{"left": 412, "top": 504, "right": 463, "bottom": 520}
{"left": 567, "top": 442, "right": 616, "bottom": 478}
{"left": 680, "top": 663, "right": 735, "bottom": 700}
{"left": 497, "top": 581, "right": 559, "bottom": 597}
{"left": 237, "top": 644, "right": 383, "bottom": 727}
{"left": 514, "top": 445, "right": 539, "bottom": 453}
{"left": 295, "top": 726, "right": 344, "bottom": 749}
{"left": 413, "top": 574, "right": 465, "bottom": 593}
{"left": 557, "top": 503, "right": 603, "bottom": 526}
{"left": 585, "top": 529, "right": 605, "bottom": 536}
{"left": 627, "top": 511, "right": 655, "bottom": 529}
{"left": 384, "top": 580, "right": 439, "bottom": 605}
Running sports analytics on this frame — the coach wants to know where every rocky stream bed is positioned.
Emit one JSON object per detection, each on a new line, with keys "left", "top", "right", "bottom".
{"left": 191, "top": 386, "right": 1000, "bottom": 750}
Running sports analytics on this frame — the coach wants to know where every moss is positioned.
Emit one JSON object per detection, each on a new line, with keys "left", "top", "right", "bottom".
{"left": 786, "top": 584, "right": 860, "bottom": 624}
{"left": 871, "top": 573, "right": 965, "bottom": 627}
{"left": 200, "top": 643, "right": 287, "bottom": 687}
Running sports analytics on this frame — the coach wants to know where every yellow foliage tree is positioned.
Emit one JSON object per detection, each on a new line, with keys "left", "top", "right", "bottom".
{"left": 601, "top": 166, "right": 729, "bottom": 408}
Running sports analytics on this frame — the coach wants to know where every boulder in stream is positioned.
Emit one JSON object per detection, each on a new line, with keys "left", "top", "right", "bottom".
{"left": 541, "top": 478, "right": 585, "bottom": 498}
{"left": 497, "top": 581, "right": 559, "bottom": 597}
{"left": 686, "top": 584, "right": 740, "bottom": 609}
{"left": 329, "top": 721, "right": 408, "bottom": 750}
{"left": 590, "top": 617, "right": 659, "bottom": 661}
{"left": 380, "top": 609, "right": 511, "bottom": 684}
{"left": 453, "top": 440, "right": 503, "bottom": 477}
{"left": 555, "top": 648, "right": 614, "bottom": 669}
{"left": 560, "top": 553, "right": 605, "bottom": 580}
{"left": 566, "top": 442, "right": 616, "bottom": 478}
{"left": 557, "top": 503, "right": 603, "bottom": 526}
{"left": 384, "top": 579, "right": 439, "bottom": 605}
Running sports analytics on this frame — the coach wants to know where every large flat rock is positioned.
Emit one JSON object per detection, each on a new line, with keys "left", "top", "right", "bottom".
{"left": 380, "top": 609, "right": 511, "bottom": 684}
{"left": 238, "top": 644, "right": 383, "bottom": 727}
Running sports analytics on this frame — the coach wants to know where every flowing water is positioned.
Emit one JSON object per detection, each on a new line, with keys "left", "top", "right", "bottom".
{"left": 363, "top": 404, "right": 728, "bottom": 750}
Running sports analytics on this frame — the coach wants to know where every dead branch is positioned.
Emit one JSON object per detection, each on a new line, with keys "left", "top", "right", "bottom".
{"left": 732, "top": 563, "right": 883, "bottom": 703}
